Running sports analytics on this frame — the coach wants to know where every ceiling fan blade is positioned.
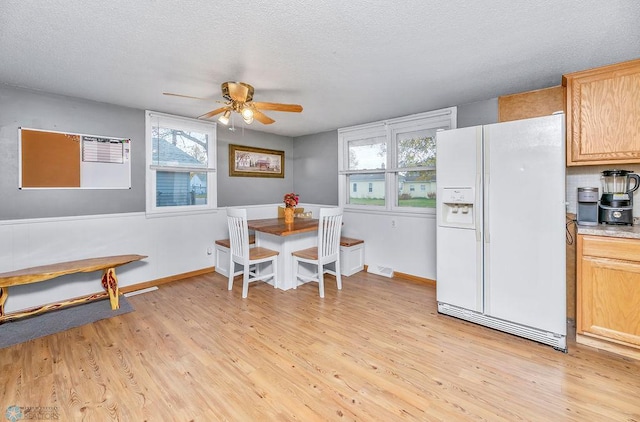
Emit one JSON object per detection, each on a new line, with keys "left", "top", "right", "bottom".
{"left": 253, "top": 110, "right": 275, "bottom": 125}
{"left": 198, "top": 106, "right": 228, "bottom": 119}
{"left": 252, "top": 102, "right": 303, "bottom": 113}
{"left": 163, "top": 92, "right": 208, "bottom": 101}
{"left": 226, "top": 82, "right": 251, "bottom": 102}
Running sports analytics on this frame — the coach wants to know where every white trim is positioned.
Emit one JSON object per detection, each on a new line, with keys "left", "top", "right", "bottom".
{"left": 338, "top": 107, "right": 456, "bottom": 214}
{"left": 0, "top": 211, "right": 146, "bottom": 226}
{"left": 149, "top": 165, "right": 217, "bottom": 173}
{"left": 145, "top": 110, "right": 218, "bottom": 216}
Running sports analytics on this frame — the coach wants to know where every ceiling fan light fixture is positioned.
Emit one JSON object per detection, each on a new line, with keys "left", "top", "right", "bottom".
{"left": 241, "top": 106, "right": 254, "bottom": 122}
{"left": 218, "top": 110, "right": 231, "bottom": 125}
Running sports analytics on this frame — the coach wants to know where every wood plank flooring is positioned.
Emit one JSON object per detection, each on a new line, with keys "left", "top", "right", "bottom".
{"left": 1, "top": 271, "right": 639, "bottom": 421}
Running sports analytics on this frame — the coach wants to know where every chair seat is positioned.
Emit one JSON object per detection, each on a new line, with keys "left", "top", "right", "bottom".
{"left": 249, "top": 247, "right": 280, "bottom": 260}
{"left": 291, "top": 247, "right": 318, "bottom": 260}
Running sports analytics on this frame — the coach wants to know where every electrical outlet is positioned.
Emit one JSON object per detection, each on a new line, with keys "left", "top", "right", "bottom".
{"left": 207, "top": 246, "right": 213, "bottom": 255}
{"left": 391, "top": 219, "right": 397, "bottom": 229}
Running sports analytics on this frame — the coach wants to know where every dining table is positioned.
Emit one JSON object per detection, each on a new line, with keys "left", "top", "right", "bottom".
{"left": 247, "top": 217, "right": 319, "bottom": 290}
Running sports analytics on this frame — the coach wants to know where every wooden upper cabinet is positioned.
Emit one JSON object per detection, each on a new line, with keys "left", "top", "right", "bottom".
{"left": 563, "top": 58, "right": 640, "bottom": 166}
{"left": 498, "top": 86, "right": 564, "bottom": 123}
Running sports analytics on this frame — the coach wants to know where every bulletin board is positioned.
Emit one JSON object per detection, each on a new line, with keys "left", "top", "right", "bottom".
{"left": 19, "top": 128, "right": 131, "bottom": 189}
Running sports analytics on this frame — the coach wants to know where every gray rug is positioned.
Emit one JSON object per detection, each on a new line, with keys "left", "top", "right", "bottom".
{"left": 0, "top": 297, "right": 134, "bottom": 349}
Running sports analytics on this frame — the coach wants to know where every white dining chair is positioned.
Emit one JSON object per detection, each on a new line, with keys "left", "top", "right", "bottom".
{"left": 227, "top": 208, "right": 279, "bottom": 298}
{"left": 291, "top": 207, "right": 343, "bottom": 298}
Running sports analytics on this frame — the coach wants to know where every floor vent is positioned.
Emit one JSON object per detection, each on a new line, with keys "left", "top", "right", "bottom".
{"left": 367, "top": 265, "right": 394, "bottom": 278}
{"left": 124, "top": 286, "right": 159, "bottom": 297}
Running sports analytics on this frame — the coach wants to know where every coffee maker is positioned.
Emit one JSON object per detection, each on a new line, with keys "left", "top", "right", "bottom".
{"left": 577, "top": 187, "right": 599, "bottom": 226}
{"left": 598, "top": 169, "right": 640, "bottom": 225}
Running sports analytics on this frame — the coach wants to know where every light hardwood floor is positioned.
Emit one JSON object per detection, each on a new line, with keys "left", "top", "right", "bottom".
{"left": 1, "top": 271, "right": 639, "bottom": 421}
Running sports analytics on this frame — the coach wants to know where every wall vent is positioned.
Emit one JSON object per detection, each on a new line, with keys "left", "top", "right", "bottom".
{"left": 124, "top": 286, "right": 159, "bottom": 297}
{"left": 367, "top": 265, "right": 394, "bottom": 278}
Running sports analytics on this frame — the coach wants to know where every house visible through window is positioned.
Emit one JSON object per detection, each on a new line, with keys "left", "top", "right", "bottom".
{"left": 145, "top": 111, "right": 217, "bottom": 214}
{"left": 338, "top": 107, "right": 456, "bottom": 213}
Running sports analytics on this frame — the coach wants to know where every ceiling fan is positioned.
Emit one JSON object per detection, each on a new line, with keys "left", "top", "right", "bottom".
{"left": 163, "top": 81, "right": 303, "bottom": 126}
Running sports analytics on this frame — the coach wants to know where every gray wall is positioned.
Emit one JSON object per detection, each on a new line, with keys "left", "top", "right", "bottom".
{"left": 0, "top": 84, "right": 295, "bottom": 219}
{"left": 457, "top": 98, "right": 499, "bottom": 128}
{"left": 216, "top": 128, "right": 294, "bottom": 206}
{"left": 0, "top": 85, "right": 145, "bottom": 220}
{"left": 290, "top": 99, "right": 499, "bottom": 206}
{"left": 292, "top": 130, "right": 339, "bottom": 205}
{"left": 0, "top": 85, "right": 498, "bottom": 219}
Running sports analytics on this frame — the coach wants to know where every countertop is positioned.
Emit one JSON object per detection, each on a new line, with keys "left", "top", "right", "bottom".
{"left": 576, "top": 223, "right": 640, "bottom": 239}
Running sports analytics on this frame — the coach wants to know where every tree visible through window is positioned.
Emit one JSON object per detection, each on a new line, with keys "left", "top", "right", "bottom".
{"left": 338, "top": 107, "right": 456, "bottom": 212}
{"left": 146, "top": 112, "right": 217, "bottom": 214}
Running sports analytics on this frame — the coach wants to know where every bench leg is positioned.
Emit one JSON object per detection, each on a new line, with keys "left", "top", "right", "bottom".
{"left": 0, "top": 287, "right": 7, "bottom": 319}
{"left": 101, "top": 268, "right": 120, "bottom": 310}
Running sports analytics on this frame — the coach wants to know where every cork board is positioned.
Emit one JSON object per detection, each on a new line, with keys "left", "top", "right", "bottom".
{"left": 19, "top": 128, "right": 131, "bottom": 189}
{"left": 20, "top": 129, "right": 81, "bottom": 188}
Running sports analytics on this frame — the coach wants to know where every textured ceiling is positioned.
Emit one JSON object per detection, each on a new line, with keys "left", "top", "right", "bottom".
{"left": 1, "top": 0, "right": 639, "bottom": 137}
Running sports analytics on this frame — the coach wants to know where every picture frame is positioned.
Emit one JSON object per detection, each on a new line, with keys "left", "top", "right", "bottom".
{"left": 229, "top": 144, "right": 284, "bottom": 178}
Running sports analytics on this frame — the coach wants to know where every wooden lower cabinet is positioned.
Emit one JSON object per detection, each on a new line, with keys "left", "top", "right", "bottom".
{"left": 577, "top": 234, "right": 640, "bottom": 359}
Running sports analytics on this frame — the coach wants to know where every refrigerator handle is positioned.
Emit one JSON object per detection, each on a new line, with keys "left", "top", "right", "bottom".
{"left": 476, "top": 174, "right": 482, "bottom": 242}
{"left": 483, "top": 133, "right": 490, "bottom": 244}
{"left": 484, "top": 178, "right": 490, "bottom": 243}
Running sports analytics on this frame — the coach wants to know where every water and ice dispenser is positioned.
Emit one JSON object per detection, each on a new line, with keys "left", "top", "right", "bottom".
{"left": 439, "top": 187, "right": 475, "bottom": 228}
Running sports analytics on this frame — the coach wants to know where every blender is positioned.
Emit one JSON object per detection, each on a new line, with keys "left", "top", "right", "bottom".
{"left": 598, "top": 169, "right": 640, "bottom": 225}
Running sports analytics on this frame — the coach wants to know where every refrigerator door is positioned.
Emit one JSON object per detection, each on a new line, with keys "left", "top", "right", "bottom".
{"left": 483, "top": 114, "right": 566, "bottom": 334}
{"left": 436, "top": 126, "right": 483, "bottom": 312}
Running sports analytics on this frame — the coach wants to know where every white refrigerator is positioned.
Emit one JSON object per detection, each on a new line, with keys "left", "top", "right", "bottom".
{"left": 436, "top": 114, "right": 567, "bottom": 351}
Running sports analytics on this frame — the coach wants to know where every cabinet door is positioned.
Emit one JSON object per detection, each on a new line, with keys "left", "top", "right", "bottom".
{"left": 580, "top": 256, "right": 640, "bottom": 346}
{"left": 564, "top": 58, "right": 640, "bottom": 166}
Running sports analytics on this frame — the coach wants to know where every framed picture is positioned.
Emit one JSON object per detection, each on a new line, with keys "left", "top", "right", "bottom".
{"left": 229, "top": 144, "right": 285, "bottom": 178}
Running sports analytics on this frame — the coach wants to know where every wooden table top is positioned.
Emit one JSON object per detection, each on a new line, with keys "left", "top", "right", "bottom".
{"left": 0, "top": 254, "right": 147, "bottom": 287}
{"left": 247, "top": 218, "right": 319, "bottom": 237}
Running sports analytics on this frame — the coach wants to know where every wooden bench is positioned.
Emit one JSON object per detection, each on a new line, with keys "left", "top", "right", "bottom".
{"left": 214, "top": 235, "right": 255, "bottom": 277}
{"left": 0, "top": 254, "right": 147, "bottom": 323}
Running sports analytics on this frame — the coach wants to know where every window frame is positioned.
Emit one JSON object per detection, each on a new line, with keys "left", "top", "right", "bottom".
{"left": 338, "top": 107, "right": 456, "bottom": 214}
{"left": 145, "top": 111, "right": 217, "bottom": 216}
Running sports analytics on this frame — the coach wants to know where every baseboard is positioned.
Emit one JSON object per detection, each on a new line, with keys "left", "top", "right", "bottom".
{"left": 576, "top": 333, "right": 640, "bottom": 360}
{"left": 362, "top": 265, "right": 436, "bottom": 286}
{"left": 120, "top": 267, "right": 215, "bottom": 294}
{"left": 393, "top": 271, "right": 436, "bottom": 287}
{"left": 120, "top": 266, "right": 435, "bottom": 294}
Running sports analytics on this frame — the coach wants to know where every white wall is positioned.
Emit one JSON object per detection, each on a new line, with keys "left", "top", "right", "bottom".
{"left": 0, "top": 204, "right": 285, "bottom": 313}
{"left": 341, "top": 209, "right": 436, "bottom": 280}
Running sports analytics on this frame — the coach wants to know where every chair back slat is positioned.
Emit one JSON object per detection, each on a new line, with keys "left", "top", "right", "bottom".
{"left": 317, "top": 208, "right": 343, "bottom": 263}
{"left": 226, "top": 208, "right": 250, "bottom": 264}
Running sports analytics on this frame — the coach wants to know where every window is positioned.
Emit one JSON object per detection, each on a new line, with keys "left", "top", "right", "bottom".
{"left": 145, "top": 111, "right": 217, "bottom": 214}
{"left": 338, "top": 107, "right": 456, "bottom": 213}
